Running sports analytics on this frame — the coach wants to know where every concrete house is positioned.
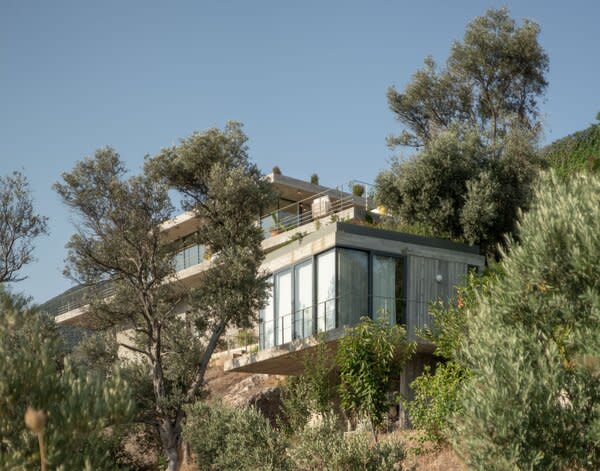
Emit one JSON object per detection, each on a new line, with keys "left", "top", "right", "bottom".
{"left": 42, "top": 172, "right": 484, "bottom": 403}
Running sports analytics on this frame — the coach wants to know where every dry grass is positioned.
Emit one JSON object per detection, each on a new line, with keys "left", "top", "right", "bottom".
{"left": 392, "top": 429, "right": 466, "bottom": 471}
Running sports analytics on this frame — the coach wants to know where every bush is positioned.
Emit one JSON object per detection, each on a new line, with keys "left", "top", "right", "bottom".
{"left": 337, "top": 317, "right": 414, "bottom": 438}
{"left": 454, "top": 172, "right": 600, "bottom": 470}
{"left": 408, "top": 361, "right": 464, "bottom": 443}
{"left": 0, "top": 288, "right": 134, "bottom": 470}
{"left": 352, "top": 183, "right": 365, "bottom": 197}
{"left": 279, "top": 338, "right": 337, "bottom": 434}
{"left": 289, "top": 413, "right": 405, "bottom": 470}
{"left": 272, "top": 165, "right": 282, "bottom": 175}
{"left": 310, "top": 173, "right": 319, "bottom": 185}
{"left": 183, "top": 401, "right": 289, "bottom": 471}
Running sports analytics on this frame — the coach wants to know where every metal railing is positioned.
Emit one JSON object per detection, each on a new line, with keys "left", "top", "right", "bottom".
{"left": 261, "top": 180, "right": 375, "bottom": 237}
{"left": 39, "top": 281, "right": 116, "bottom": 317}
{"left": 258, "top": 293, "right": 432, "bottom": 350}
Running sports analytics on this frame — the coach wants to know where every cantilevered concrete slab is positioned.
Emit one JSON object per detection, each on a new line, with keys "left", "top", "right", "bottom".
{"left": 224, "top": 328, "right": 344, "bottom": 375}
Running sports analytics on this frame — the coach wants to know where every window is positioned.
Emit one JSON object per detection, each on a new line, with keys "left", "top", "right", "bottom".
{"left": 258, "top": 247, "right": 406, "bottom": 350}
{"left": 259, "top": 277, "right": 274, "bottom": 349}
{"left": 316, "top": 250, "right": 336, "bottom": 332}
{"left": 337, "top": 249, "right": 368, "bottom": 327}
{"left": 275, "top": 269, "right": 292, "bottom": 345}
{"left": 372, "top": 255, "right": 404, "bottom": 324}
{"left": 294, "top": 260, "right": 313, "bottom": 339}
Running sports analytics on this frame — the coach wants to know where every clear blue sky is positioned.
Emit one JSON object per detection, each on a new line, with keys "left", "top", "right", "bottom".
{"left": 1, "top": 0, "right": 599, "bottom": 303}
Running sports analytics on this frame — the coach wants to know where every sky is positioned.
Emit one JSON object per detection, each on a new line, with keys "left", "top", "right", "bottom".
{"left": 1, "top": 0, "right": 599, "bottom": 304}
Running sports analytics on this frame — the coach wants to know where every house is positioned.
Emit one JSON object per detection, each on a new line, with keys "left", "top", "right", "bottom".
{"left": 41, "top": 172, "right": 484, "bottom": 404}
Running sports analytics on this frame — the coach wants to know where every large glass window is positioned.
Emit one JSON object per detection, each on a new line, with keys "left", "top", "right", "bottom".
{"left": 372, "top": 255, "right": 404, "bottom": 324}
{"left": 294, "top": 260, "right": 313, "bottom": 339}
{"left": 316, "top": 250, "right": 336, "bottom": 332}
{"left": 337, "top": 249, "right": 369, "bottom": 327}
{"left": 259, "top": 277, "right": 275, "bottom": 349}
{"left": 275, "top": 269, "right": 292, "bottom": 345}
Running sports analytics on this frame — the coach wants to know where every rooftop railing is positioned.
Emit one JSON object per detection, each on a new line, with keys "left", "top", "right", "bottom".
{"left": 260, "top": 180, "right": 375, "bottom": 237}
{"left": 39, "top": 281, "right": 116, "bottom": 318}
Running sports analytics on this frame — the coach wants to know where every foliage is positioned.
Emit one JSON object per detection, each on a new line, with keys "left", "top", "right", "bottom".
{"left": 352, "top": 183, "right": 365, "bottom": 197}
{"left": 387, "top": 7, "right": 548, "bottom": 148}
{"left": 0, "top": 171, "right": 48, "bottom": 283}
{"left": 289, "top": 413, "right": 406, "bottom": 471}
{"left": 0, "top": 286, "right": 134, "bottom": 470}
{"left": 408, "top": 361, "right": 464, "bottom": 444}
{"left": 377, "top": 97, "right": 541, "bottom": 257}
{"left": 272, "top": 165, "right": 282, "bottom": 175}
{"left": 337, "top": 317, "right": 415, "bottom": 438}
{"left": 55, "top": 123, "right": 274, "bottom": 470}
{"left": 310, "top": 173, "right": 319, "bottom": 185}
{"left": 453, "top": 172, "right": 600, "bottom": 470}
{"left": 279, "top": 336, "right": 338, "bottom": 433}
{"left": 540, "top": 118, "right": 600, "bottom": 177}
{"left": 183, "top": 401, "right": 289, "bottom": 471}
{"left": 379, "top": 8, "right": 547, "bottom": 256}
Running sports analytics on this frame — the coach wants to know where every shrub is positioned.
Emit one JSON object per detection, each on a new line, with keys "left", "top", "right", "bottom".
{"left": 454, "top": 172, "right": 600, "bottom": 470}
{"left": 279, "top": 337, "right": 337, "bottom": 434}
{"left": 0, "top": 288, "right": 134, "bottom": 470}
{"left": 310, "top": 173, "right": 319, "bottom": 185}
{"left": 289, "top": 413, "right": 405, "bottom": 470}
{"left": 337, "top": 317, "right": 415, "bottom": 439}
{"left": 272, "top": 165, "right": 282, "bottom": 175}
{"left": 183, "top": 401, "right": 289, "bottom": 471}
{"left": 408, "top": 361, "right": 464, "bottom": 443}
{"left": 352, "top": 183, "right": 365, "bottom": 197}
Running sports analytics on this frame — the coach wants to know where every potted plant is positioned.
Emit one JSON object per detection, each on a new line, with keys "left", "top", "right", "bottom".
{"left": 270, "top": 213, "right": 282, "bottom": 236}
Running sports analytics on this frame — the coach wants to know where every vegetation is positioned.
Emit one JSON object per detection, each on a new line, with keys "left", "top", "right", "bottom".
{"left": 541, "top": 114, "right": 600, "bottom": 176}
{"left": 337, "top": 318, "right": 415, "bottom": 440}
{"left": 452, "top": 171, "right": 600, "bottom": 469}
{"left": 289, "top": 413, "right": 406, "bottom": 471}
{"left": 0, "top": 171, "right": 48, "bottom": 283}
{"left": 310, "top": 173, "right": 319, "bottom": 185}
{"left": 54, "top": 122, "right": 274, "bottom": 470}
{"left": 377, "top": 8, "right": 546, "bottom": 256}
{"left": 352, "top": 183, "right": 365, "bottom": 197}
{"left": 183, "top": 401, "right": 288, "bottom": 471}
{"left": 0, "top": 287, "right": 133, "bottom": 469}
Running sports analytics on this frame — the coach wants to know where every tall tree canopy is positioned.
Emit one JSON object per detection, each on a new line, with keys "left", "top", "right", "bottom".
{"left": 0, "top": 171, "right": 48, "bottom": 283}
{"left": 387, "top": 7, "right": 549, "bottom": 148}
{"left": 55, "top": 123, "right": 274, "bottom": 471}
{"left": 377, "top": 8, "right": 546, "bottom": 256}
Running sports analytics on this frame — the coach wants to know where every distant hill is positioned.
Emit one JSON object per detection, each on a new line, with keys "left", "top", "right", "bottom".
{"left": 541, "top": 119, "right": 600, "bottom": 176}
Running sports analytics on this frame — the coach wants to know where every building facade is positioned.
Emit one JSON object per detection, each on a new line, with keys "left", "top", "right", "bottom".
{"left": 42, "top": 173, "right": 484, "bottom": 403}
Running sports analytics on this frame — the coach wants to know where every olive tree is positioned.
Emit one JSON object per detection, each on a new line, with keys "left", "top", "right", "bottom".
{"left": 55, "top": 123, "right": 274, "bottom": 471}
{"left": 0, "top": 171, "right": 48, "bottom": 283}
{"left": 378, "top": 8, "right": 546, "bottom": 255}
{"left": 454, "top": 172, "right": 600, "bottom": 470}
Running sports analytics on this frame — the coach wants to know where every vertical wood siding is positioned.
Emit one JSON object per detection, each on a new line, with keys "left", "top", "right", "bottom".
{"left": 406, "top": 255, "right": 468, "bottom": 341}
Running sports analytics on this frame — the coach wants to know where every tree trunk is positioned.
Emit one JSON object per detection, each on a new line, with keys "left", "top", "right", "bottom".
{"left": 159, "top": 418, "right": 181, "bottom": 471}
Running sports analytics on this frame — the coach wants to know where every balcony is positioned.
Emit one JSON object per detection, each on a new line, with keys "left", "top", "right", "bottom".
{"left": 260, "top": 181, "right": 375, "bottom": 240}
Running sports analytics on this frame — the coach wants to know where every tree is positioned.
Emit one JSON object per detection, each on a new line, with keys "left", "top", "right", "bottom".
{"left": 0, "top": 171, "right": 48, "bottom": 283}
{"left": 0, "top": 286, "right": 133, "bottom": 469}
{"left": 378, "top": 8, "right": 546, "bottom": 256}
{"left": 336, "top": 317, "right": 415, "bottom": 440}
{"left": 55, "top": 123, "right": 274, "bottom": 471}
{"left": 453, "top": 172, "right": 600, "bottom": 469}
{"left": 387, "top": 7, "right": 548, "bottom": 148}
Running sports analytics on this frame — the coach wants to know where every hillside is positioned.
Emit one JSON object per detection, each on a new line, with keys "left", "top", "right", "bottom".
{"left": 541, "top": 120, "right": 600, "bottom": 176}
